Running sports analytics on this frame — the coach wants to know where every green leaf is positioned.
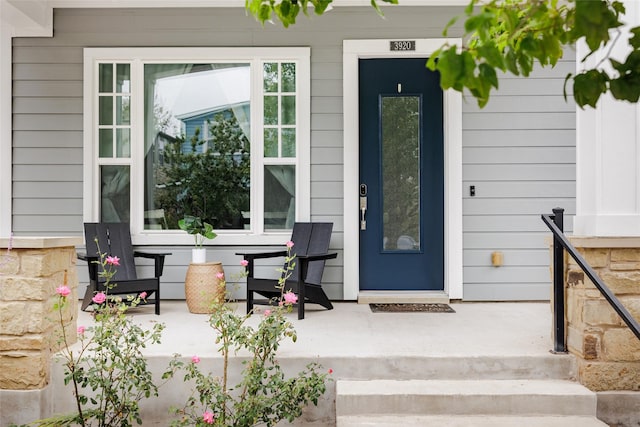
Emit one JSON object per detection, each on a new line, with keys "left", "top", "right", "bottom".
{"left": 563, "top": 72, "right": 573, "bottom": 102}
{"left": 630, "top": 27, "right": 640, "bottom": 49}
{"left": 573, "top": 69, "right": 609, "bottom": 108}
{"left": 574, "top": 0, "right": 623, "bottom": 51}
{"left": 477, "top": 41, "right": 505, "bottom": 70}
{"left": 464, "top": 0, "right": 476, "bottom": 15}
{"left": 504, "top": 48, "right": 519, "bottom": 75}
{"left": 436, "top": 47, "right": 476, "bottom": 92}
{"left": 478, "top": 63, "right": 498, "bottom": 89}
{"left": 610, "top": 74, "right": 640, "bottom": 103}
{"left": 442, "top": 15, "right": 459, "bottom": 37}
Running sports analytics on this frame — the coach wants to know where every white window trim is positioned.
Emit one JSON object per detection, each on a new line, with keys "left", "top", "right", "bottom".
{"left": 83, "top": 47, "right": 310, "bottom": 245}
{"left": 342, "top": 39, "right": 463, "bottom": 300}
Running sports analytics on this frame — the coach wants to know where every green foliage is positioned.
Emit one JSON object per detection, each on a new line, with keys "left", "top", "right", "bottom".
{"left": 167, "top": 250, "right": 331, "bottom": 426}
{"left": 425, "top": 0, "right": 640, "bottom": 108}
{"left": 178, "top": 215, "right": 217, "bottom": 248}
{"left": 245, "top": 0, "right": 341, "bottom": 27}
{"left": 157, "top": 113, "right": 250, "bottom": 230}
{"left": 247, "top": 0, "right": 640, "bottom": 109}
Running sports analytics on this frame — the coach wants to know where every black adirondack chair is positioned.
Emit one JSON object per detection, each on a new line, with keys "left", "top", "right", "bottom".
{"left": 238, "top": 222, "right": 337, "bottom": 320}
{"left": 78, "top": 223, "right": 170, "bottom": 315}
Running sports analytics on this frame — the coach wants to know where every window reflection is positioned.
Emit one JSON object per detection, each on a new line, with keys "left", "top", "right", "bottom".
{"left": 143, "top": 64, "right": 251, "bottom": 230}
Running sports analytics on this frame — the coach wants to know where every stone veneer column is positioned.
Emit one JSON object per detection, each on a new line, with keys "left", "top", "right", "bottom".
{"left": 0, "top": 236, "right": 82, "bottom": 425}
{"left": 563, "top": 237, "right": 640, "bottom": 391}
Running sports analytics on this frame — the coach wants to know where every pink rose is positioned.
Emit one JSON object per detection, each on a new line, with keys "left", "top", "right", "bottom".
{"left": 286, "top": 240, "right": 294, "bottom": 248}
{"left": 56, "top": 285, "right": 71, "bottom": 297}
{"left": 139, "top": 291, "right": 147, "bottom": 299}
{"left": 203, "top": 411, "right": 214, "bottom": 424}
{"left": 216, "top": 272, "right": 225, "bottom": 280}
{"left": 92, "top": 292, "right": 106, "bottom": 304}
{"left": 105, "top": 255, "right": 120, "bottom": 266}
{"left": 77, "top": 326, "right": 86, "bottom": 335}
{"left": 240, "top": 259, "right": 249, "bottom": 267}
{"left": 283, "top": 291, "right": 298, "bottom": 305}
{"left": 192, "top": 355, "right": 200, "bottom": 364}
{"left": 264, "top": 309, "right": 272, "bottom": 317}
{"left": 328, "top": 368, "right": 333, "bottom": 374}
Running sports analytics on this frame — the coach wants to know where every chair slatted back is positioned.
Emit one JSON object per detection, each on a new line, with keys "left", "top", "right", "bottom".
{"left": 84, "top": 223, "right": 138, "bottom": 282}
{"left": 288, "top": 222, "right": 333, "bottom": 285}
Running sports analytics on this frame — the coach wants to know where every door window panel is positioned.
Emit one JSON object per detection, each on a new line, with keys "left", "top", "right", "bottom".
{"left": 381, "top": 96, "right": 421, "bottom": 251}
{"left": 264, "top": 165, "right": 296, "bottom": 230}
{"left": 101, "top": 165, "right": 130, "bottom": 223}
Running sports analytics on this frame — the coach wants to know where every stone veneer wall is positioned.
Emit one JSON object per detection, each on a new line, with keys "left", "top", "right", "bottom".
{"left": 564, "top": 237, "right": 640, "bottom": 391}
{"left": 0, "top": 237, "right": 81, "bottom": 390}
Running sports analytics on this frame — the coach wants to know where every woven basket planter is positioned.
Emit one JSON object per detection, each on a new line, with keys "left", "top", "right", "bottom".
{"left": 184, "top": 262, "right": 225, "bottom": 314}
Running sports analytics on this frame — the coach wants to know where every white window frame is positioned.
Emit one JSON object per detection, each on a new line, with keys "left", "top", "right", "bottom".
{"left": 83, "top": 47, "right": 311, "bottom": 245}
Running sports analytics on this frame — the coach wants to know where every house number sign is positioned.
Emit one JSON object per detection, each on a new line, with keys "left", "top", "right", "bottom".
{"left": 390, "top": 40, "right": 416, "bottom": 51}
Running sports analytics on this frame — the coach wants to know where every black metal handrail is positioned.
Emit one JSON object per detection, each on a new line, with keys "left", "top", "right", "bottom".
{"left": 542, "top": 208, "right": 640, "bottom": 353}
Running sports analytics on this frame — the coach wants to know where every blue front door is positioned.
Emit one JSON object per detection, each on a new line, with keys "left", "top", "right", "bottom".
{"left": 359, "top": 58, "right": 444, "bottom": 291}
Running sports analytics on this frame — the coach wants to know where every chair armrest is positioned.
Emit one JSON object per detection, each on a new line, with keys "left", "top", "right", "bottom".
{"left": 235, "top": 250, "right": 288, "bottom": 260}
{"left": 236, "top": 250, "right": 288, "bottom": 278}
{"left": 134, "top": 251, "right": 171, "bottom": 278}
{"left": 297, "top": 253, "right": 337, "bottom": 284}
{"left": 77, "top": 253, "right": 100, "bottom": 281}
{"left": 297, "top": 252, "right": 338, "bottom": 262}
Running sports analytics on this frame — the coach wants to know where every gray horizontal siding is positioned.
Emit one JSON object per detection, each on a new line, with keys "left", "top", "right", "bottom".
{"left": 462, "top": 54, "right": 575, "bottom": 301}
{"left": 463, "top": 147, "right": 575, "bottom": 164}
{"left": 463, "top": 129, "right": 576, "bottom": 147}
{"left": 464, "top": 249, "right": 550, "bottom": 267}
{"left": 463, "top": 112, "right": 575, "bottom": 130}
{"left": 463, "top": 198, "right": 576, "bottom": 215}
{"left": 12, "top": 5, "right": 574, "bottom": 301}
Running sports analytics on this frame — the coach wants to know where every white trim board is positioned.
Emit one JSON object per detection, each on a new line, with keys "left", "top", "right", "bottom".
{"left": 0, "top": 5, "right": 13, "bottom": 237}
{"left": 342, "top": 38, "right": 463, "bottom": 301}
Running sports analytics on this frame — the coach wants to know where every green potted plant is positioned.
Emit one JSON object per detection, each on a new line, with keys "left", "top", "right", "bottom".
{"left": 178, "top": 215, "right": 217, "bottom": 263}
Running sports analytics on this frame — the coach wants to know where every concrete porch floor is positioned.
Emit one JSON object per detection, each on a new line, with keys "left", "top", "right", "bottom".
{"left": 76, "top": 300, "right": 555, "bottom": 359}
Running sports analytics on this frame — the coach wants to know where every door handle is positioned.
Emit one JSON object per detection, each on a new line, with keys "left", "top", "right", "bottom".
{"left": 360, "top": 184, "right": 367, "bottom": 230}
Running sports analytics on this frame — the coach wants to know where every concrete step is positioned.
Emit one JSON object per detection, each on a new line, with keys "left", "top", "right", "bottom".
{"left": 336, "top": 379, "right": 598, "bottom": 417}
{"left": 319, "top": 354, "right": 576, "bottom": 382}
{"left": 336, "top": 415, "right": 609, "bottom": 427}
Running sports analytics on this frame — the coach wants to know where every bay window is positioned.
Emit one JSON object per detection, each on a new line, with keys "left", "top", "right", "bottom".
{"left": 83, "top": 48, "right": 310, "bottom": 244}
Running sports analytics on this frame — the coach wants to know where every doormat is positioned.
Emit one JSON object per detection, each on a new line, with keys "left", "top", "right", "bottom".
{"left": 369, "top": 303, "right": 455, "bottom": 313}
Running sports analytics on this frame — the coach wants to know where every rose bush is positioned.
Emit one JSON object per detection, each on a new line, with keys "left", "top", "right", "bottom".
{"left": 166, "top": 244, "right": 332, "bottom": 427}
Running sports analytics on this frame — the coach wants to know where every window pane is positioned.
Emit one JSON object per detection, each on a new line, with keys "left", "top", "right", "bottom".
{"left": 281, "top": 63, "right": 296, "bottom": 92}
{"left": 100, "top": 165, "right": 130, "bottom": 223}
{"left": 116, "top": 128, "right": 130, "bottom": 158}
{"left": 264, "top": 128, "right": 278, "bottom": 157}
{"left": 116, "top": 64, "right": 130, "bottom": 93}
{"left": 282, "top": 128, "right": 296, "bottom": 157}
{"left": 144, "top": 63, "right": 251, "bottom": 230}
{"left": 99, "top": 96, "right": 113, "bottom": 125}
{"left": 264, "top": 165, "right": 295, "bottom": 230}
{"left": 99, "top": 129, "right": 113, "bottom": 158}
{"left": 281, "top": 96, "right": 296, "bottom": 125}
{"left": 264, "top": 62, "right": 278, "bottom": 92}
{"left": 99, "top": 64, "right": 113, "bottom": 93}
{"left": 116, "top": 96, "right": 130, "bottom": 125}
{"left": 381, "top": 96, "right": 420, "bottom": 252}
{"left": 264, "top": 95, "right": 278, "bottom": 125}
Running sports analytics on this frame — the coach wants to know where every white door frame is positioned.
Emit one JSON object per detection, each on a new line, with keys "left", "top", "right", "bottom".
{"left": 342, "top": 38, "right": 463, "bottom": 300}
